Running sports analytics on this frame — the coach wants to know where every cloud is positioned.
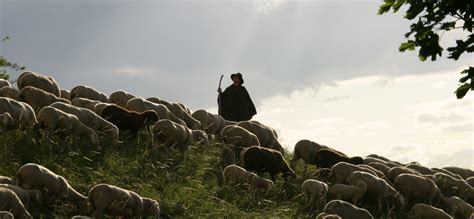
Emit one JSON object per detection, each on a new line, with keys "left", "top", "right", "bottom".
{"left": 324, "top": 96, "right": 350, "bottom": 102}
{"left": 113, "top": 66, "right": 150, "bottom": 79}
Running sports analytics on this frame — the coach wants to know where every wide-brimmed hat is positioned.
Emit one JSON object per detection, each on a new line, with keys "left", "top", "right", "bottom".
{"left": 230, "top": 73, "right": 244, "bottom": 85}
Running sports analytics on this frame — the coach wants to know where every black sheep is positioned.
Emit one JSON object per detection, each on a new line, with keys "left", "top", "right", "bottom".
{"left": 242, "top": 146, "right": 295, "bottom": 182}
{"left": 314, "top": 149, "right": 364, "bottom": 169}
{"left": 101, "top": 105, "right": 158, "bottom": 134}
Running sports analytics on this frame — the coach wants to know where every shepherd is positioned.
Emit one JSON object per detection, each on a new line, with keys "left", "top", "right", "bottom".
{"left": 217, "top": 73, "right": 257, "bottom": 122}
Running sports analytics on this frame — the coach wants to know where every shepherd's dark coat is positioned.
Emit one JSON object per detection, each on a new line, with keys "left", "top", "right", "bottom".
{"left": 218, "top": 84, "right": 256, "bottom": 122}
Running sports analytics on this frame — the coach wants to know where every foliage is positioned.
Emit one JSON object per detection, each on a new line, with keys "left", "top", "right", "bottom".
{"left": 0, "top": 36, "right": 26, "bottom": 80}
{"left": 378, "top": 0, "right": 474, "bottom": 99}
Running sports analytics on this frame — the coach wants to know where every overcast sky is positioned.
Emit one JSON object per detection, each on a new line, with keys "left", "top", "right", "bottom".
{"left": 1, "top": 0, "right": 472, "bottom": 168}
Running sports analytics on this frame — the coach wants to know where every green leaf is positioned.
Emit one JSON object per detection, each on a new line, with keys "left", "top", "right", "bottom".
{"left": 455, "top": 83, "right": 471, "bottom": 99}
{"left": 378, "top": 2, "right": 394, "bottom": 14}
{"left": 399, "top": 41, "right": 416, "bottom": 52}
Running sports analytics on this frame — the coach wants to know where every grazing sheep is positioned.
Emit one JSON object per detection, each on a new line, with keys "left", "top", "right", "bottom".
{"left": 0, "top": 112, "right": 15, "bottom": 133}
{"left": 328, "top": 181, "right": 367, "bottom": 205}
{"left": 406, "top": 164, "right": 435, "bottom": 175}
{"left": 19, "top": 86, "right": 70, "bottom": 112}
{"left": 50, "top": 102, "right": 119, "bottom": 142}
{"left": 0, "top": 184, "right": 42, "bottom": 209}
{"left": 70, "top": 85, "right": 109, "bottom": 103}
{"left": 147, "top": 97, "right": 201, "bottom": 130}
{"left": 15, "top": 163, "right": 88, "bottom": 209}
{"left": 366, "top": 154, "right": 402, "bottom": 165}
{"left": 0, "top": 176, "right": 15, "bottom": 185}
{"left": 0, "top": 79, "right": 10, "bottom": 88}
{"left": 236, "top": 121, "right": 285, "bottom": 154}
{"left": 346, "top": 171, "right": 405, "bottom": 210}
{"left": 88, "top": 183, "right": 160, "bottom": 218}
{"left": 0, "top": 211, "right": 14, "bottom": 219}
{"left": 109, "top": 90, "right": 137, "bottom": 107}
{"left": 314, "top": 149, "right": 364, "bottom": 169}
{"left": 37, "top": 106, "right": 99, "bottom": 146}
{"left": 71, "top": 98, "right": 101, "bottom": 112}
{"left": 443, "top": 166, "right": 474, "bottom": 180}
{"left": 92, "top": 102, "right": 114, "bottom": 116}
{"left": 126, "top": 97, "right": 188, "bottom": 128}
{"left": 0, "top": 188, "right": 32, "bottom": 219}
{"left": 357, "top": 164, "right": 385, "bottom": 178}
{"left": 315, "top": 212, "right": 342, "bottom": 219}
{"left": 408, "top": 203, "right": 453, "bottom": 219}
{"left": 433, "top": 173, "right": 474, "bottom": 201}
{"left": 387, "top": 166, "right": 421, "bottom": 183}
{"left": 241, "top": 146, "right": 295, "bottom": 182}
{"left": 364, "top": 157, "right": 400, "bottom": 168}
{"left": 60, "top": 89, "right": 70, "bottom": 100}
{"left": 0, "top": 86, "right": 20, "bottom": 101}
{"left": 445, "top": 196, "right": 473, "bottom": 219}
{"left": 290, "top": 139, "right": 329, "bottom": 174}
{"left": 432, "top": 168, "right": 464, "bottom": 180}
{"left": 17, "top": 71, "right": 60, "bottom": 97}
{"left": 71, "top": 216, "right": 90, "bottom": 219}
{"left": 324, "top": 199, "right": 374, "bottom": 219}
{"left": 223, "top": 165, "right": 273, "bottom": 193}
{"left": 394, "top": 173, "right": 445, "bottom": 207}
{"left": 330, "top": 162, "right": 379, "bottom": 183}
{"left": 191, "top": 109, "right": 236, "bottom": 134}
{"left": 151, "top": 119, "right": 208, "bottom": 149}
{"left": 466, "top": 177, "right": 474, "bottom": 187}
{"left": 301, "top": 179, "right": 329, "bottom": 208}
{"left": 221, "top": 125, "right": 260, "bottom": 151}
{"left": 366, "top": 162, "right": 391, "bottom": 176}
{"left": 0, "top": 97, "right": 37, "bottom": 129}
{"left": 101, "top": 104, "right": 158, "bottom": 134}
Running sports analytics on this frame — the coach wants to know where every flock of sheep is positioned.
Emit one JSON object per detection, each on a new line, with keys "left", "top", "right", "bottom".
{"left": 0, "top": 71, "right": 473, "bottom": 218}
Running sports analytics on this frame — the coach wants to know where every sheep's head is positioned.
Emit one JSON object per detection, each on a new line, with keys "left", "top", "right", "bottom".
{"left": 143, "top": 198, "right": 160, "bottom": 219}
{"left": 143, "top": 110, "right": 159, "bottom": 125}
{"left": 193, "top": 130, "right": 209, "bottom": 146}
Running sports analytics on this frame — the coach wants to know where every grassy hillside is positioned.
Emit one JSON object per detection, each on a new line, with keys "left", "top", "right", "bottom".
{"left": 0, "top": 127, "right": 405, "bottom": 218}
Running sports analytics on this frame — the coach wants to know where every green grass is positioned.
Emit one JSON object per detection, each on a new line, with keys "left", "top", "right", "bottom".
{"left": 0, "top": 128, "right": 407, "bottom": 218}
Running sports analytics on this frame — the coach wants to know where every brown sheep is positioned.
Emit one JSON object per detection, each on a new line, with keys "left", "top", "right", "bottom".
{"left": 314, "top": 149, "right": 364, "bottom": 169}
{"left": 70, "top": 85, "right": 109, "bottom": 103}
{"left": 19, "top": 86, "right": 70, "bottom": 112}
{"left": 0, "top": 86, "right": 20, "bottom": 101}
{"left": 101, "top": 104, "right": 158, "bottom": 134}
{"left": 394, "top": 173, "right": 445, "bottom": 207}
{"left": 17, "top": 71, "right": 60, "bottom": 97}
{"left": 151, "top": 119, "right": 208, "bottom": 150}
{"left": 241, "top": 146, "right": 295, "bottom": 182}
{"left": 0, "top": 97, "right": 37, "bottom": 129}
{"left": 236, "top": 121, "right": 285, "bottom": 154}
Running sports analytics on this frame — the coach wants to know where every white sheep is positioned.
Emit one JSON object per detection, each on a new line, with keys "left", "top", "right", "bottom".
{"left": 357, "top": 164, "right": 386, "bottom": 178}
{"left": 0, "top": 79, "right": 11, "bottom": 88}
{"left": 221, "top": 125, "right": 260, "bottom": 149}
{"left": 315, "top": 212, "right": 342, "bottom": 219}
{"left": 387, "top": 166, "right": 421, "bottom": 183}
{"left": 50, "top": 102, "right": 119, "bottom": 142}
{"left": 394, "top": 173, "right": 444, "bottom": 207}
{"left": 443, "top": 166, "right": 474, "bottom": 180}
{"left": 0, "top": 211, "right": 14, "bottom": 219}
{"left": 364, "top": 157, "right": 400, "bottom": 168}
{"left": 223, "top": 165, "right": 273, "bottom": 193}
{"left": 151, "top": 119, "right": 208, "bottom": 150}
{"left": 15, "top": 163, "right": 88, "bottom": 209}
{"left": 0, "top": 97, "right": 37, "bottom": 129}
{"left": 366, "top": 154, "right": 402, "bottom": 165}
{"left": 405, "top": 164, "right": 435, "bottom": 175}
{"left": 301, "top": 179, "right": 329, "bottom": 208}
{"left": 19, "top": 86, "right": 70, "bottom": 112}
{"left": 432, "top": 168, "right": 464, "bottom": 180}
{"left": 0, "top": 176, "right": 15, "bottom": 185}
{"left": 0, "top": 86, "right": 20, "bottom": 101}
{"left": 109, "top": 90, "right": 138, "bottom": 107}
{"left": 0, "top": 187, "right": 32, "bottom": 218}
{"left": 88, "top": 183, "right": 160, "bottom": 218}
{"left": 0, "top": 184, "right": 42, "bottom": 209}
{"left": 71, "top": 98, "right": 101, "bottom": 112}
{"left": 323, "top": 199, "right": 374, "bottom": 219}
{"left": 366, "top": 161, "right": 391, "bottom": 176}
{"left": 191, "top": 109, "right": 235, "bottom": 134}
{"left": 147, "top": 97, "right": 201, "bottom": 130}
{"left": 330, "top": 162, "right": 380, "bottom": 183}
{"left": 236, "top": 121, "right": 285, "bottom": 154}
{"left": 0, "top": 112, "right": 15, "bottom": 133}
{"left": 445, "top": 196, "right": 473, "bottom": 219}
{"left": 466, "top": 177, "right": 474, "bottom": 187}
{"left": 37, "top": 106, "right": 99, "bottom": 146}
{"left": 126, "top": 97, "right": 188, "bottom": 128}
{"left": 346, "top": 171, "right": 405, "bottom": 210}
{"left": 60, "top": 89, "right": 70, "bottom": 100}
{"left": 17, "top": 71, "right": 60, "bottom": 97}
{"left": 70, "top": 85, "right": 109, "bottom": 103}
{"left": 328, "top": 181, "right": 367, "bottom": 205}
{"left": 433, "top": 173, "right": 474, "bottom": 200}
{"left": 408, "top": 203, "right": 453, "bottom": 219}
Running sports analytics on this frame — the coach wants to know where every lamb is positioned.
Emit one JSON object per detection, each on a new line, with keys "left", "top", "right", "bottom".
{"left": 88, "top": 183, "right": 160, "bottom": 218}
{"left": 236, "top": 121, "right": 285, "bottom": 154}
{"left": 301, "top": 179, "right": 329, "bottom": 208}
{"left": 0, "top": 176, "right": 15, "bottom": 185}
{"left": 394, "top": 173, "right": 445, "bottom": 207}
{"left": 60, "top": 89, "right": 70, "bottom": 100}
{"left": 147, "top": 97, "right": 201, "bottom": 130}
{"left": 406, "top": 164, "right": 435, "bottom": 175}
{"left": 15, "top": 163, "right": 88, "bottom": 209}
{"left": 314, "top": 149, "right": 364, "bottom": 169}
{"left": 191, "top": 109, "right": 236, "bottom": 134}
{"left": 241, "top": 146, "right": 295, "bottom": 182}
{"left": 70, "top": 85, "right": 109, "bottom": 103}
{"left": 290, "top": 139, "right": 329, "bottom": 173}
{"left": 37, "top": 106, "right": 99, "bottom": 146}
{"left": 221, "top": 125, "right": 260, "bottom": 150}
{"left": 17, "top": 71, "right": 60, "bottom": 97}
{"left": 323, "top": 199, "right": 374, "bottom": 219}
{"left": 151, "top": 119, "right": 208, "bottom": 150}
{"left": 433, "top": 173, "right": 474, "bottom": 200}
{"left": 0, "top": 79, "right": 10, "bottom": 88}
{"left": 223, "top": 165, "right": 274, "bottom": 193}
{"left": 387, "top": 166, "right": 421, "bottom": 183}
{"left": 328, "top": 181, "right": 367, "bottom": 205}
{"left": 408, "top": 203, "right": 453, "bottom": 219}
{"left": 0, "top": 184, "right": 42, "bottom": 209}
{"left": 19, "top": 86, "right": 70, "bottom": 112}
{"left": 0, "top": 188, "right": 32, "bottom": 219}
{"left": 0, "top": 97, "right": 37, "bottom": 129}
{"left": 126, "top": 97, "right": 188, "bottom": 128}
{"left": 0, "top": 211, "right": 14, "bottom": 219}
{"left": 0, "top": 112, "right": 15, "bottom": 133}
{"left": 50, "top": 102, "right": 119, "bottom": 142}
{"left": 315, "top": 213, "right": 342, "bottom": 219}
{"left": 0, "top": 86, "right": 20, "bottom": 101}
{"left": 445, "top": 196, "right": 473, "bottom": 219}
{"left": 330, "top": 162, "right": 380, "bottom": 183}
{"left": 443, "top": 166, "right": 474, "bottom": 180}
{"left": 101, "top": 104, "right": 158, "bottom": 134}
{"left": 109, "top": 90, "right": 137, "bottom": 108}
{"left": 345, "top": 171, "right": 405, "bottom": 210}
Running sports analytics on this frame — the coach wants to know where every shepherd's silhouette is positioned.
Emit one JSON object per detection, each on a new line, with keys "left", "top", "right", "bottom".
{"left": 218, "top": 73, "right": 257, "bottom": 122}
